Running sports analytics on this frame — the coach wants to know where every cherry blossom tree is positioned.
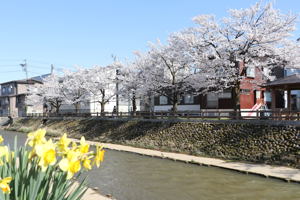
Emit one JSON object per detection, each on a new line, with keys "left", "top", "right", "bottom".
{"left": 41, "top": 74, "right": 64, "bottom": 113}
{"left": 177, "top": 1, "right": 299, "bottom": 111}
{"left": 26, "top": 84, "right": 45, "bottom": 109}
{"left": 118, "top": 56, "right": 150, "bottom": 114}
{"left": 135, "top": 36, "right": 211, "bottom": 113}
{"left": 61, "top": 68, "right": 90, "bottom": 113}
{"left": 26, "top": 74, "right": 65, "bottom": 113}
{"left": 83, "top": 63, "right": 121, "bottom": 115}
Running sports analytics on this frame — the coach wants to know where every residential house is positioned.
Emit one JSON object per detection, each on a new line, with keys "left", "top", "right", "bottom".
{"left": 0, "top": 79, "right": 43, "bottom": 117}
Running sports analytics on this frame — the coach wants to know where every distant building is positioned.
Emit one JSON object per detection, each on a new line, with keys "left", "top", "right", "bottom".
{"left": 0, "top": 74, "right": 50, "bottom": 117}
{"left": 0, "top": 79, "right": 41, "bottom": 117}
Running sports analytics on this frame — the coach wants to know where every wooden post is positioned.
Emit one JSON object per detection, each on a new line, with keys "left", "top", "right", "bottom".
{"left": 287, "top": 89, "right": 291, "bottom": 111}
{"left": 218, "top": 110, "right": 221, "bottom": 120}
{"left": 271, "top": 89, "right": 276, "bottom": 119}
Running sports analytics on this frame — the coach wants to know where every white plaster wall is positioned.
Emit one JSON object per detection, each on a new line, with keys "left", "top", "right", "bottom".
{"left": 154, "top": 105, "right": 200, "bottom": 112}
{"left": 27, "top": 104, "right": 43, "bottom": 114}
{"left": 90, "top": 99, "right": 141, "bottom": 113}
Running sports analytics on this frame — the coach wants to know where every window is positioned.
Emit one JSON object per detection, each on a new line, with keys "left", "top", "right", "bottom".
{"left": 255, "top": 91, "right": 261, "bottom": 99}
{"left": 218, "top": 92, "right": 232, "bottom": 99}
{"left": 8, "top": 85, "right": 13, "bottom": 93}
{"left": 159, "top": 96, "right": 168, "bottom": 105}
{"left": 264, "top": 92, "right": 271, "bottom": 102}
{"left": 184, "top": 95, "right": 194, "bottom": 104}
{"left": 246, "top": 67, "right": 255, "bottom": 78}
{"left": 2, "top": 87, "right": 6, "bottom": 94}
{"left": 206, "top": 93, "right": 218, "bottom": 108}
{"left": 241, "top": 89, "right": 251, "bottom": 95}
{"left": 16, "top": 96, "right": 22, "bottom": 104}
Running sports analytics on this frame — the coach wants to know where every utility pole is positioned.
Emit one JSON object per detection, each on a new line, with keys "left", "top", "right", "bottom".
{"left": 20, "top": 59, "right": 28, "bottom": 118}
{"left": 20, "top": 59, "right": 28, "bottom": 81}
{"left": 116, "top": 69, "right": 120, "bottom": 115}
{"left": 51, "top": 64, "right": 54, "bottom": 74}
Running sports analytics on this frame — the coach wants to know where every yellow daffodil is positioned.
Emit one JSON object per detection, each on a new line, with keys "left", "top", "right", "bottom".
{"left": 0, "top": 136, "right": 3, "bottom": 144}
{"left": 0, "top": 177, "right": 12, "bottom": 194}
{"left": 93, "top": 145, "right": 105, "bottom": 167}
{"left": 24, "top": 129, "right": 105, "bottom": 180}
{"left": 0, "top": 146, "right": 10, "bottom": 165}
{"left": 82, "top": 158, "right": 92, "bottom": 170}
{"left": 26, "top": 129, "right": 47, "bottom": 147}
{"left": 79, "top": 137, "right": 90, "bottom": 154}
{"left": 71, "top": 141, "right": 78, "bottom": 151}
{"left": 35, "top": 139, "right": 57, "bottom": 171}
{"left": 57, "top": 133, "right": 71, "bottom": 154}
{"left": 59, "top": 150, "right": 82, "bottom": 179}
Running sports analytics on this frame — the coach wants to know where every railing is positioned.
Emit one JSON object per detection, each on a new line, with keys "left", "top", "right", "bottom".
{"left": 25, "top": 110, "right": 300, "bottom": 121}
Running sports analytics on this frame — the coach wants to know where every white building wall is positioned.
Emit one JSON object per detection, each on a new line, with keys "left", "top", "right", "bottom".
{"left": 27, "top": 104, "right": 43, "bottom": 114}
{"left": 89, "top": 98, "right": 141, "bottom": 113}
{"left": 154, "top": 105, "right": 200, "bottom": 112}
{"left": 59, "top": 97, "right": 141, "bottom": 113}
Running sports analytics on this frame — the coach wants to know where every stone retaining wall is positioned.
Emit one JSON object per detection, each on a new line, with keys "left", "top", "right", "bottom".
{"left": 7, "top": 118, "right": 300, "bottom": 168}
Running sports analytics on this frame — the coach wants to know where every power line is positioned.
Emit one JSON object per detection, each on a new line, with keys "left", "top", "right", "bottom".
{"left": 0, "top": 59, "right": 70, "bottom": 68}
{"left": 0, "top": 70, "right": 22, "bottom": 73}
{"left": 0, "top": 65, "right": 22, "bottom": 67}
{"left": 0, "top": 58, "right": 23, "bottom": 62}
{"left": 28, "top": 65, "right": 51, "bottom": 70}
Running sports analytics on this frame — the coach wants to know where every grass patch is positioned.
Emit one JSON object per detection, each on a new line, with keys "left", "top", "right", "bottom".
{"left": 18, "top": 126, "right": 34, "bottom": 133}
{"left": 45, "top": 128, "right": 63, "bottom": 137}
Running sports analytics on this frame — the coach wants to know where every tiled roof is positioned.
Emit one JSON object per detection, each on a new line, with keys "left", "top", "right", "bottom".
{"left": 265, "top": 74, "right": 300, "bottom": 86}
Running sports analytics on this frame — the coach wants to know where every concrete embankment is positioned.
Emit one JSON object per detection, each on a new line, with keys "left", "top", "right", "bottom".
{"left": 6, "top": 117, "right": 300, "bottom": 169}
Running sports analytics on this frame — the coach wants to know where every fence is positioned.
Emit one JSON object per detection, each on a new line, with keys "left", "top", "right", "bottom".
{"left": 25, "top": 110, "right": 300, "bottom": 121}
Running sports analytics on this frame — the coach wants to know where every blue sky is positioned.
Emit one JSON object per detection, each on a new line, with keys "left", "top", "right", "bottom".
{"left": 0, "top": 0, "right": 299, "bottom": 82}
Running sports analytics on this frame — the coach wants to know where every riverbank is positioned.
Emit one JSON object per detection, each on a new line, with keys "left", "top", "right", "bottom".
{"left": 5, "top": 117, "right": 300, "bottom": 169}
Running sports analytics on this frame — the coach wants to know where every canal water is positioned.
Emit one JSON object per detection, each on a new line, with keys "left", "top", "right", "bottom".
{"left": 1, "top": 130, "right": 300, "bottom": 200}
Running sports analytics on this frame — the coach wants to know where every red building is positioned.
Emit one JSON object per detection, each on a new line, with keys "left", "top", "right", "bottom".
{"left": 240, "top": 66, "right": 266, "bottom": 109}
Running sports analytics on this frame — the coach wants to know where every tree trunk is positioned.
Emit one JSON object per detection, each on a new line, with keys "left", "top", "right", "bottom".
{"left": 172, "top": 93, "right": 179, "bottom": 116}
{"left": 74, "top": 102, "right": 80, "bottom": 114}
{"left": 171, "top": 74, "right": 178, "bottom": 116}
{"left": 56, "top": 105, "right": 60, "bottom": 114}
{"left": 100, "top": 102, "right": 105, "bottom": 116}
{"left": 172, "top": 100, "right": 178, "bottom": 114}
{"left": 56, "top": 100, "right": 61, "bottom": 114}
{"left": 132, "top": 93, "right": 137, "bottom": 115}
{"left": 233, "top": 81, "right": 241, "bottom": 119}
